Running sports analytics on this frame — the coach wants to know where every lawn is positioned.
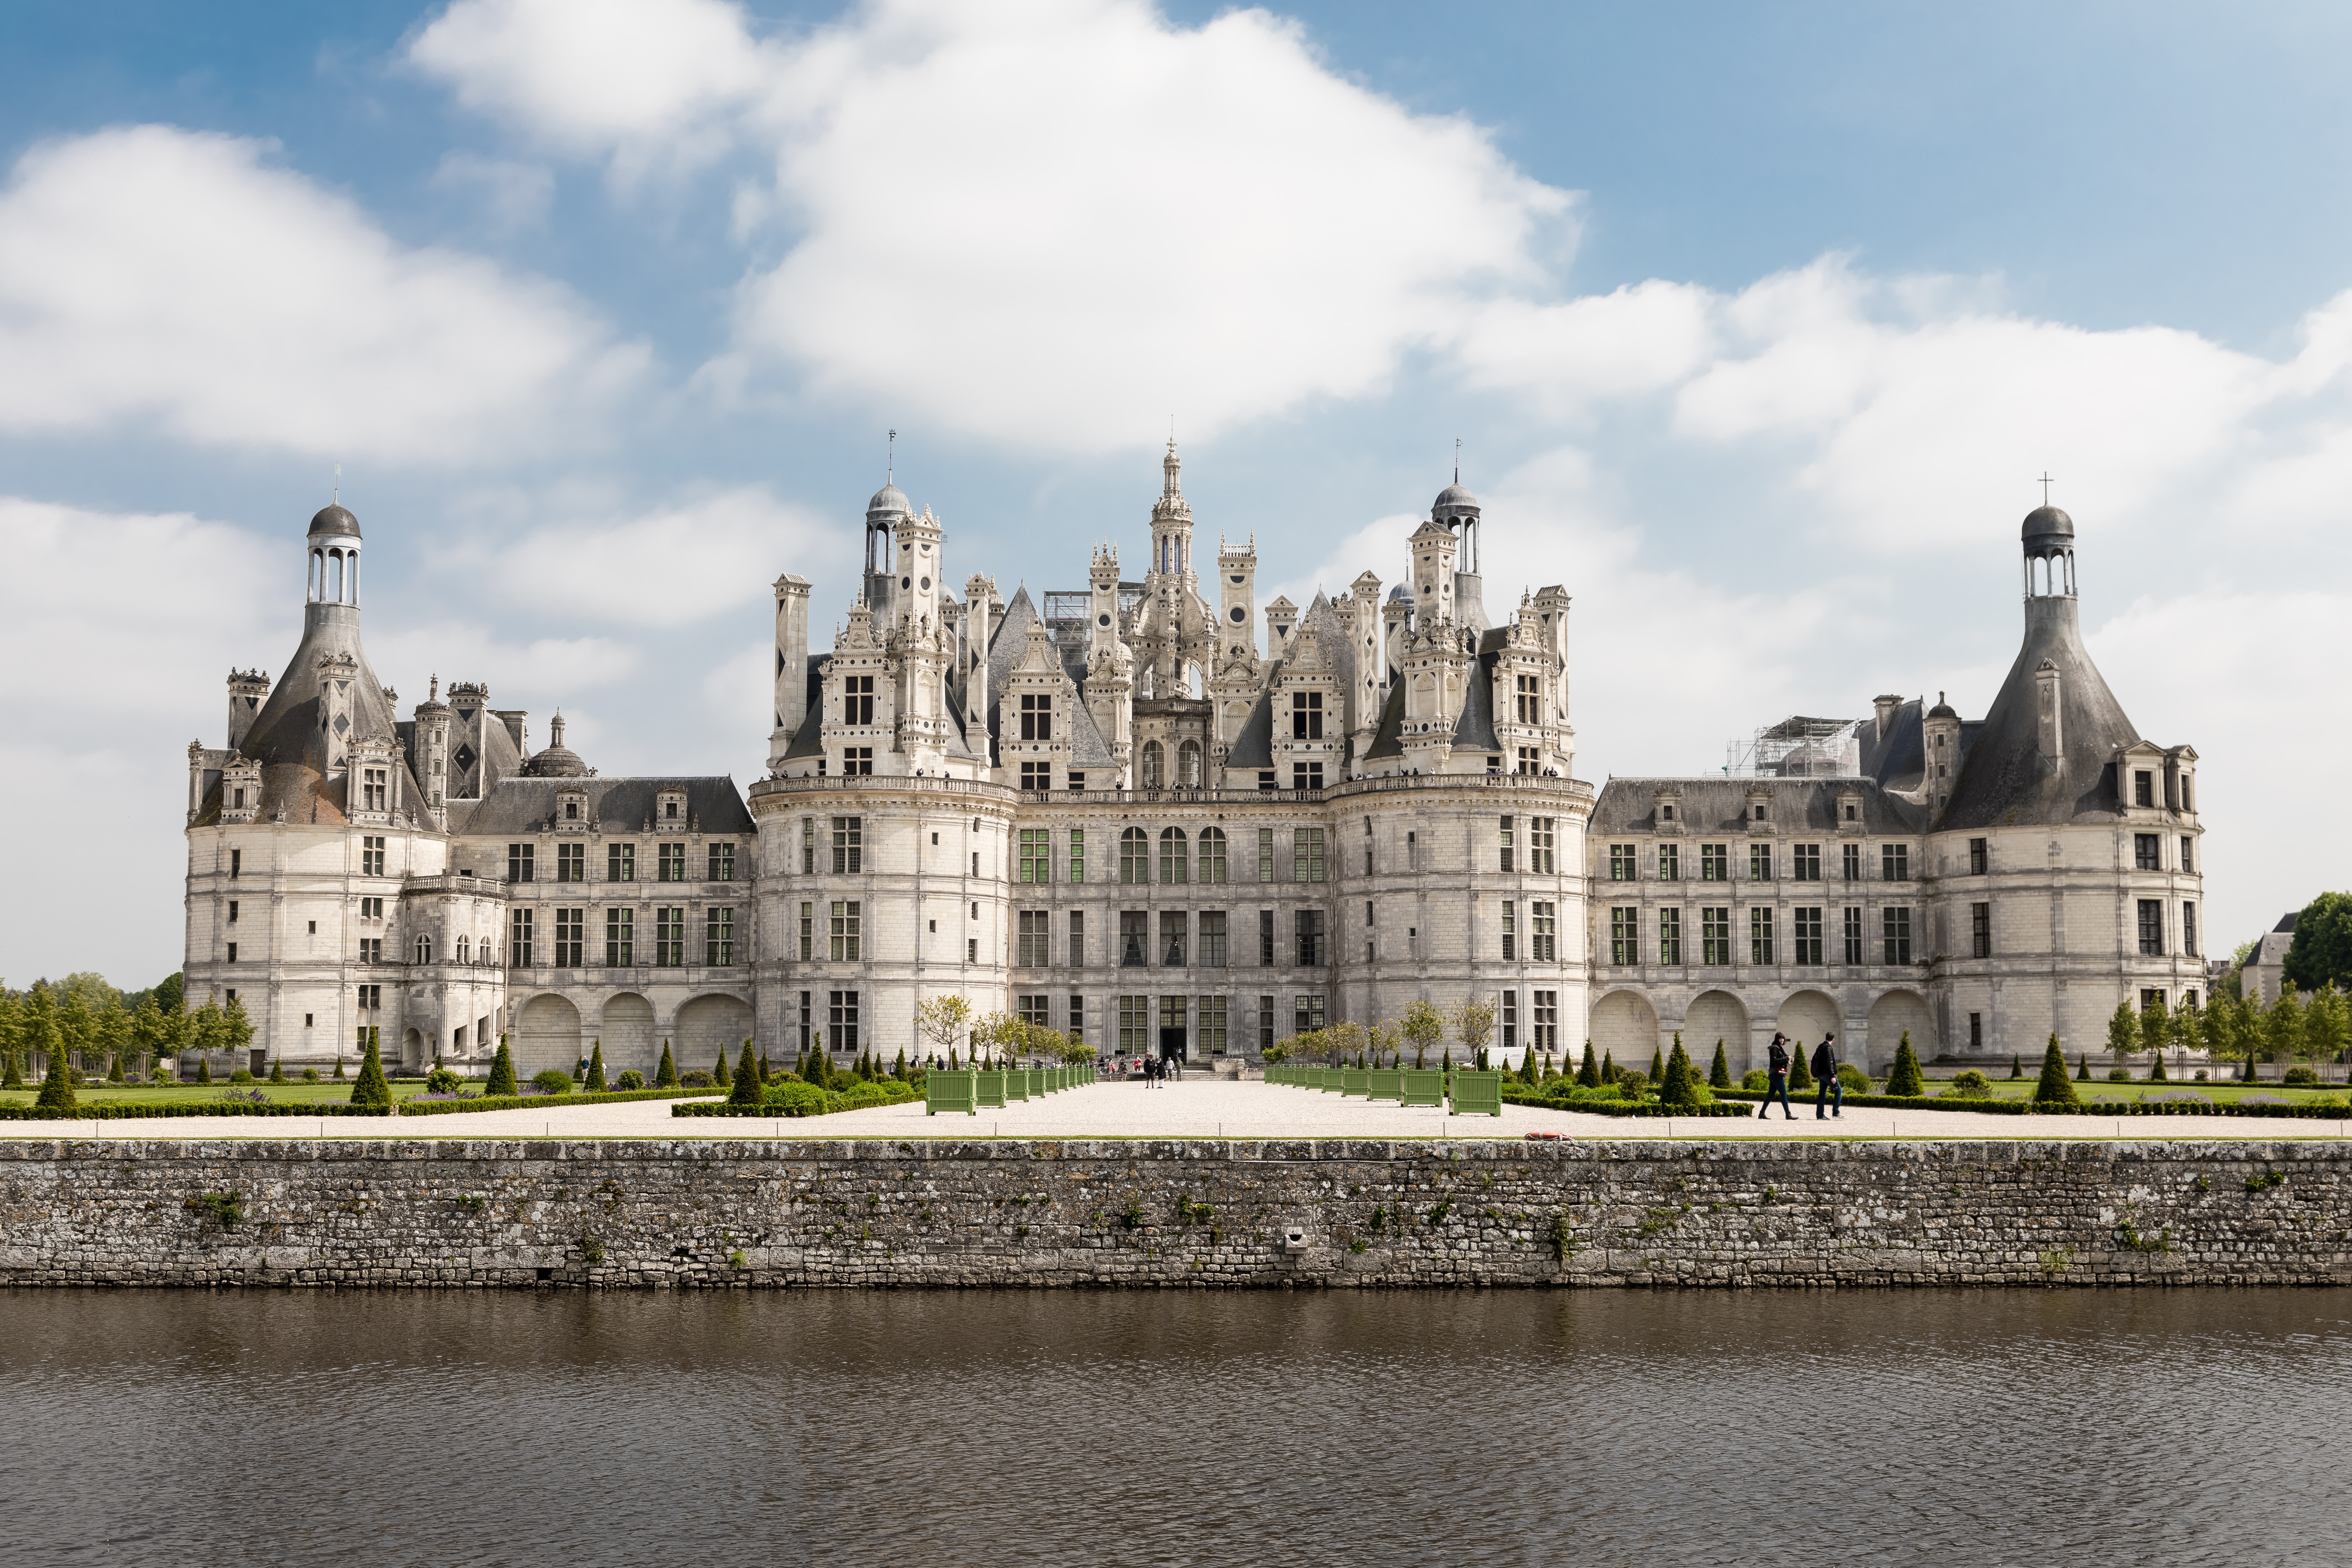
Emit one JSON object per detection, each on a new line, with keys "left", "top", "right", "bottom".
{"left": 0, "top": 1080, "right": 435, "bottom": 1108}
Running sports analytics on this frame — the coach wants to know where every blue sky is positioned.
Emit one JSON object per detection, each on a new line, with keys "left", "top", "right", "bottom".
{"left": 3, "top": 0, "right": 2347, "bottom": 984}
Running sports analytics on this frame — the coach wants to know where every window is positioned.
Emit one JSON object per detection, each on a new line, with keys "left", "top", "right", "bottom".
{"left": 1294, "top": 994, "right": 1327, "bottom": 1035}
{"left": 508, "top": 843, "right": 534, "bottom": 883}
{"left": 1257, "top": 770, "right": 1276, "bottom": 792}
{"left": 1019, "top": 909, "right": 1050, "bottom": 967}
{"left": 844, "top": 674, "right": 874, "bottom": 725}
{"left": 2179, "top": 836, "right": 2195, "bottom": 875}
{"left": 968, "top": 938, "right": 978, "bottom": 964}
{"left": 1178, "top": 740, "right": 1203, "bottom": 787}
{"left": 1068, "top": 827, "right": 1086, "bottom": 883}
{"left": 830, "top": 817, "right": 863, "bottom": 874}
{"left": 1610, "top": 907, "right": 1638, "bottom": 966}
{"left": 797, "top": 902, "right": 814, "bottom": 961}
{"left": 1020, "top": 692, "right": 1053, "bottom": 740}
{"left": 2181, "top": 776, "right": 2193, "bottom": 812}
{"left": 1020, "top": 761, "right": 1051, "bottom": 790}
{"left": 1750, "top": 908, "right": 1774, "bottom": 965}
{"left": 664, "top": 797, "right": 681, "bottom": 822}
{"left": 1970, "top": 1013, "right": 1983, "bottom": 1051}
{"left": 1530, "top": 818, "right": 1555, "bottom": 873}
{"left": 1500, "top": 989, "right": 1518, "bottom": 1052}
{"left": 1499, "top": 816, "right": 1515, "bottom": 872}
{"left": 1532, "top": 990, "right": 1558, "bottom": 1052}
{"left": 708, "top": 842, "right": 735, "bottom": 882}
{"left": 1970, "top": 902, "right": 1992, "bottom": 959}
{"left": 360, "top": 896, "right": 383, "bottom": 920}
{"left": 1749, "top": 844, "right": 1773, "bottom": 882}
{"left": 1531, "top": 902, "right": 1557, "bottom": 962}
{"left": 555, "top": 908, "right": 584, "bottom": 968}
{"left": 227, "top": 900, "right": 239, "bottom": 924}
{"left": 1842, "top": 843, "right": 1862, "bottom": 882}
{"left": 1191, "top": 826, "right": 1228, "bottom": 884}
{"left": 510, "top": 908, "right": 534, "bottom": 968}
{"left": 800, "top": 819, "right": 816, "bottom": 875}
{"left": 1842, "top": 907, "right": 1864, "bottom": 965}
{"left": 1290, "top": 689, "right": 1323, "bottom": 739}
{"left": 1702, "top": 908, "right": 1731, "bottom": 965}
{"left": 1200, "top": 995, "right": 1227, "bottom": 1055}
{"left": 229, "top": 846, "right": 244, "bottom": 878}
{"left": 226, "top": 941, "right": 239, "bottom": 963}
{"left": 829, "top": 900, "right": 862, "bottom": 962}
{"left": 1069, "top": 909, "right": 1085, "bottom": 967}
{"left": 705, "top": 907, "right": 735, "bottom": 966}
{"left": 1514, "top": 672, "right": 1540, "bottom": 724}
{"left": 1019, "top": 828, "right": 1050, "bottom": 884}
{"left": 659, "top": 843, "right": 686, "bottom": 882}
{"left": 456, "top": 935, "right": 471, "bottom": 964}
{"left": 2137, "top": 899, "right": 2163, "bottom": 955}
{"left": 1658, "top": 843, "right": 1679, "bottom": 882}
{"left": 1292, "top": 761, "right": 1324, "bottom": 790}
{"left": 1120, "top": 911, "right": 1148, "bottom": 967}
{"left": 795, "top": 992, "right": 812, "bottom": 1053}
{"left": 356, "top": 984, "right": 381, "bottom": 1012}
{"left": 1881, "top": 844, "right": 1910, "bottom": 882}
{"left": 609, "top": 842, "right": 636, "bottom": 882}
{"left": 2183, "top": 901, "right": 2199, "bottom": 957}
{"left": 1259, "top": 909, "right": 1276, "bottom": 966}
{"left": 1141, "top": 741, "right": 1164, "bottom": 788}
{"left": 1659, "top": 907, "right": 1683, "bottom": 965}
{"left": 1969, "top": 838, "right": 1988, "bottom": 876}
{"left": 1256, "top": 827, "right": 1277, "bottom": 882}
{"left": 557, "top": 843, "right": 585, "bottom": 883}
{"left": 1069, "top": 994, "right": 1086, "bottom": 1045}
{"left": 1883, "top": 907, "right": 1913, "bottom": 964}
{"left": 2133, "top": 769, "right": 2154, "bottom": 808}
{"left": 1501, "top": 902, "right": 1516, "bottom": 960}
{"left": 1516, "top": 747, "right": 1538, "bottom": 775}
{"left": 1294, "top": 827, "right": 1326, "bottom": 883}
{"left": 359, "top": 937, "right": 382, "bottom": 964}
{"left": 1120, "top": 826, "right": 1150, "bottom": 883}
{"left": 1752, "top": 801, "right": 1768, "bottom": 822}
{"left": 1793, "top": 844, "right": 1821, "bottom": 882}
{"left": 2134, "top": 833, "right": 2161, "bottom": 871}
{"left": 1018, "top": 994, "right": 1051, "bottom": 1028}
{"left": 1200, "top": 911, "right": 1228, "bottom": 967}
{"left": 361, "top": 766, "right": 387, "bottom": 813}
{"left": 828, "top": 990, "right": 860, "bottom": 1053}
{"left": 1700, "top": 843, "right": 1728, "bottom": 882}
{"left": 1609, "top": 844, "right": 1636, "bottom": 882}
{"left": 1295, "top": 908, "right": 1325, "bottom": 967}
{"left": 1159, "top": 827, "right": 1189, "bottom": 884}
{"left": 654, "top": 907, "right": 684, "bottom": 967}
{"left": 411, "top": 935, "right": 430, "bottom": 964}
{"left": 1258, "top": 995, "right": 1276, "bottom": 1054}
{"left": 2141, "top": 988, "right": 2166, "bottom": 1014}
{"left": 844, "top": 748, "right": 873, "bottom": 776}
{"left": 1793, "top": 907, "right": 1823, "bottom": 965}
{"left": 1161, "top": 911, "right": 1188, "bottom": 967}
{"left": 1119, "top": 996, "right": 1149, "bottom": 1054}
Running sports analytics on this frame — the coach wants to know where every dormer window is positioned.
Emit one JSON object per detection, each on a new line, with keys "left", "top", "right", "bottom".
{"left": 1662, "top": 805, "right": 1676, "bottom": 821}
{"left": 665, "top": 800, "right": 679, "bottom": 820}
{"left": 1020, "top": 693, "right": 1053, "bottom": 741}
{"left": 1844, "top": 804, "right": 1857, "bottom": 820}
{"left": 2134, "top": 770, "right": 2154, "bottom": 808}
{"left": 1753, "top": 804, "right": 1768, "bottom": 822}
{"left": 565, "top": 799, "right": 579, "bottom": 820}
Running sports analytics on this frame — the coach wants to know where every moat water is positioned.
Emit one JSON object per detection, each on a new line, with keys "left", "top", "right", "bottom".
{"left": 1, "top": 1289, "right": 2346, "bottom": 1567}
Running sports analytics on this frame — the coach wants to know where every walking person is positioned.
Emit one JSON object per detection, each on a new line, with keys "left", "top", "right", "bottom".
{"left": 1812, "top": 1033, "right": 1843, "bottom": 1120}
{"left": 1761, "top": 1033, "right": 1797, "bottom": 1120}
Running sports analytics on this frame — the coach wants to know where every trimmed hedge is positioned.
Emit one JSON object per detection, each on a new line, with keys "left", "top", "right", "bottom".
{"left": 1503, "top": 1084, "right": 1752, "bottom": 1118}
{"left": 1713, "top": 1088, "right": 2352, "bottom": 1119}
{"left": 0, "top": 1101, "right": 396, "bottom": 1120}
{"left": 673, "top": 1079, "right": 921, "bottom": 1118}
{"left": 396, "top": 1088, "right": 718, "bottom": 1117}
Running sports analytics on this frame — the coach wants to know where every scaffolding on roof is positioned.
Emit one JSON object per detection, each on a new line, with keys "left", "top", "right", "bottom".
{"left": 1724, "top": 715, "right": 1863, "bottom": 778}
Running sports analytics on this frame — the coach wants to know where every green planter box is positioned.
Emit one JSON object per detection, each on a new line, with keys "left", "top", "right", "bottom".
{"left": 977, "top": 1070, "right": 1007, "bottom": 1108}
{"left": 1341, "top": 1068, "right": 1369, "bottom": 1097}
{"left": 1271, "top": 1066, "right": 1290, "bottom": 1085}
{"left": 926, "top": 1069, "right": 978, "bottom": 1117}
{"left": 1450, "top": 1070, "right": 1504, "bottom": 1117}
{"left": 1399, "top": 1068, "right": 1445, "bottom": 1107}
{"left": 1321, "top": 1068, "right": 1344, "bottom": 1093}
{"left": 1367, "top": 1068, "right": 1403, "bottom": 1101}
{"left": 1003, "top": 1070, "right": 1029, "bottom": 1103}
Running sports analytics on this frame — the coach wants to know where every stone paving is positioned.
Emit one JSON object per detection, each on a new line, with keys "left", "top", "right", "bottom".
{"left": 4, "top": 1078, "right": 2347, "bottom": 1141}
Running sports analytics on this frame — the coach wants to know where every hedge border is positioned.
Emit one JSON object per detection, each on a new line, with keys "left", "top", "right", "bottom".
{"left": 673, "top": 1086, "right": 922, "bottom": 1119}
{"left": 1713, "top": 1088, "right": 2352, "bottom": 1119}
{"left": 396, "top": 1088, "right": 716, "bottom": 1117}
{"left": 0, "top": 1102, "right": 396, "bottom": 1121}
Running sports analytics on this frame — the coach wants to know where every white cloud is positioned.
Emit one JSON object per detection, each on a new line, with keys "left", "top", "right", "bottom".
{"left": 0, "top": 125, "right": 645, "bottom": 462}
{"left": 414, "top": 0, "right": 1576, "bottom": 450}
{"left": 428, "top": 150, "right": 557, "bottom": 233}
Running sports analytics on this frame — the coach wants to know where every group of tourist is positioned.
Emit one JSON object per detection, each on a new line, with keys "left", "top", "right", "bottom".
{"left": 1757, "top": 1033, "right": 1845, "bottom": 1120}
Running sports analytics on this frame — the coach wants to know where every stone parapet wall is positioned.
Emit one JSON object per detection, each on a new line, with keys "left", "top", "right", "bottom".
{"left": 0, "top": 1138, "right": 2344, "bottom": 1289}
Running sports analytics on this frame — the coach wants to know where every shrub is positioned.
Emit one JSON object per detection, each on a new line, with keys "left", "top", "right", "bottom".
{"left": 333, "top": 1056, "right": 345, "bottom": 1079}
{"left": 2193, "top": 1069, "right": 2210, "bottom": 1082}
{"left": 655, "top": 1039, "right": 679, "bottom": 1088}
{"left": 586, "top": 1041, "right": 608, "bottom": 1092}
{"left": 766, "top": 1080, "right": 829, "bottom": 1117}
{"left": 34, "top": 1042, "right": 76, "bottom": 1116}
{"left": 0, "top": 1050, "right": 21, "bottom": 1090}
{"left": 1947, "top": 1069, "right": 1993, "bottom": 1099}
{"left": 2077, "top": 1053, "right": 2091, "bottom": 1082}
{"left": 2283, "top": 1065, "right": 2320, "bottom": 1087}
{"left": 2107, "top": 1068, "right": 2132, "bottom": 1082}
{"left": 2033, "top": 1034, "right": 2080, "bottom": 1107}
{"left": 302, "top": 1067, "right": 320, "bottom": 1083}
{"left": 714, "top": 1043, "right": 731, "bottom": 1085}
{"left": 1837, "top": 1064, "right": 1871, "bottom": 1092}
{"left": 1787, "top": 1047, "right": 1814, "bottom": 1093}
{"left": 1577, "top": 1042, "right": 1601, "bottom": 1089}
{"left": 110, "top": 1054, "right": 128, "bottom": 1084}
{"left": 1708, "top": 1042, "right": 1731, "bottom": 1089}
{"left": 267, "top": 1059, "right": 283, "bottom": 1084}
{"left": 679, "top": 1070, "right": 715, "bottom": 1088}
{"left": 1659, "top": 1038, "right": 1703, "bottom": 1110}
{"left": 349, "top": 1034, "right": 392, "bottom": 1108}
{"left": 1886, "top": 1033, "right": 1924, "bottom": 1097}
{"left": 530, "top": 1069, "right": 573, "bottom": 1095}
{"left": 2149, "top": 1054, "right": 2168, "bottom": 1082}
{"left": 1741, "top": 1068, "right": 1769, "bottom": 1091}
{"left": 485, "top": 1036, "right": 518, "bottom": 1097}
{"left": 728, "top": 1044, "right": 766, "bottom": 1108}
{"left": 425, "top": 1066, "right": 463, "bottom": 1094}
{"left": 197, "top": 1057, "right": 212, "bottom": 1085}
{"left": 230, "top": 1069, "right": 254, "bottom": 1084}
{"left": 616, "top": 1070, "right": 646, "bottom": 1090}
{"left": 1647, "top": 1049, "right": 1664, "bottom": 1084}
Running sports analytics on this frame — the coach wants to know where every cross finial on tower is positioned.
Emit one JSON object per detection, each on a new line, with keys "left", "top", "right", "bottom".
{"left": 2039, "top": 470, "right": 2053, "bottom": 507}
{"left": 887, "top": 429, "right": 896, "bottom": 482}
{"left": 333, "top": 461, "right": 340, "bottom": 505}
{"left": 1454, "top": 438, "right": 1460, "bottom": 484}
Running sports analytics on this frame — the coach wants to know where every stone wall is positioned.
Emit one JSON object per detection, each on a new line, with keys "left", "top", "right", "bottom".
{"left": 1, "top": 1137, "right": 2345, "bottom": 1288}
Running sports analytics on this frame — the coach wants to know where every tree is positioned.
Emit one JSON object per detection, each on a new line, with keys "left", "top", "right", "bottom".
{"left": 1518, "top": 1043, "right": 1539, "bottom": 1085}
{"left": 348, "top": 1031, "right": 391, "bottom": 1108}
{"left": 2076, "top": 1053, "right": 2091, "bottom": 1082}
{"left": 1401, "top": 1000, "right": 1444, "bottom": 1070}
{"left": 33, "top": 1010, "right": 75, "bottom": 1115}
{"left": 1449, "top": 996, "right": 1497, "bottom": 1067}
{"left": 586, "top": 1040, "right": 608, "bottom": 1092}
{"left": 130, "top": 996, "right": 173, "bottom": 1077}
{"left": 152, "top": 972, "right": 184, "bottom": 1018}
{"left": 109, "top": 1052, "right": 126, "bottom": 1084}
{"left": 2267, "top": 984, "right": 2307, "bottom": 1069}
{"left": 1659, "top": 1037, "right": 1702, "bottom": 1110}
{"left": 970, "top": 1011, "right": 1025, "bottom": 1066}
{"left": 728, "top": 1043, "right": 766, "bottom": 1107}
{"left": 2305, "top": 984, "right": 2348, "bottom": 1065}
{"left": 1647, "top": 1048, "right": 1665, "bottom": 1085}
{"left": 1367, "top": 1019, "right": 1401, "bottom": 1069}
{"left": 0, "top": 1043, "right": 20, "bottom": 1090}
{"left": 713, "top": 1042, "right": 730, "bottom": 1084}
{"left": 1787, "top": 1045, "right": 1813, "bottom": 1093}
{"left": 2032, "top": 1033, "right": 2079, "bottom": 1106}
{"left": 486, "top": 1035, "right": 518, "bottom": 1097}
{"left": 1599, "top": 1050, "right": 1615, "bottom": 1085}
{"left": 2283, "top": 891, "right": 2352, "bottom": 994}
{"left": 1886, "top": 1033, "right": 1924, "bottom": 1097}
{"left": 655, "top": 1039, "right": 679, "bottom": 1088}
{"left": 916, "top": 994, "right": 977, "bottom": 1065}
{"left": 2105, "top": 999, "right": 2138, "bottom": 1068}
{"left": 2009, "top": 1053, "right": 2023, "bottom": 1080}
{"left": 1325, "top": 1020, "right": 1367, "bottom": 1070}
{"left": 2137, "top": 994, "right": 2169, "bottom": 1064}
{"left": 893, "top": 1048, "right": 909, "bottom": 1081}
{"left": 184, "top": 996, "right": 224, "bottom": 1072}
{"left": 1578, "top": 1041, "right": 1601, "bottom": 1089}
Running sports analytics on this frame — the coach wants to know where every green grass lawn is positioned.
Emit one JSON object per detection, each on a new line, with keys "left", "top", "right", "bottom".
{"left": 0, "top": 1080, "right": 435, "bottom": 1108}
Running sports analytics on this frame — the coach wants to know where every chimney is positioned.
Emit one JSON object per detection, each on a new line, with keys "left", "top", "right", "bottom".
{"left": 2034, "top": 659, "right": 2062, "bottom": 764}
{"left": 770, "top": 573, "right": 811, "bottom": 771}
{"left": 227, "top": 669, "right": 270, "bottom": 753}
{"left": 1872, "top": 693, "right": 1903, "bottom": 744}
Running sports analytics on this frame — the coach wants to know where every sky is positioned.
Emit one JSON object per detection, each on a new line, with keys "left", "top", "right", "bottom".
{"left": 3, "top": 0, "right": 2349, "bottom": 987}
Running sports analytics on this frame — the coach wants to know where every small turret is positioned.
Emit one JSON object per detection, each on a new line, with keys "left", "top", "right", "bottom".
{"left": 226, "top": 669, "right": 270, "bottom": 753}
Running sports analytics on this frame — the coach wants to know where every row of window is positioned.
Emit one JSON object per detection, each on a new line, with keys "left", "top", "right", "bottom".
{"left": 507, "top": 842, "right": 736, "bottom": 884}
{"left": 505, "top": 906, "right": 737, "bottom": 968}
{"left": 1607, "top": 906, "right": 1919, "bottom": 967}
{"left": 1602, "top": 834, "right": 2198, "bottom": 883}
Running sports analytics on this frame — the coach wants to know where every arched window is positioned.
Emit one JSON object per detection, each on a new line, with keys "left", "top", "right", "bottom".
{"left": 1141, "top": 740, "right": 1164, "bottom": 788}
{"left": 414, "top": 934, "right": 433, "bottom": 964}
{"left": 1177, "top": 739, "right": 1203, "bottom": 787}
{"left": 1159, "top": 827, "right": 1188, "bottom": 884}
{"left": 1198, "top": 826, "right": 1228, "bottom": 884}
{"left": 1119, "top": 826, "right": 1150, "bottom": 883}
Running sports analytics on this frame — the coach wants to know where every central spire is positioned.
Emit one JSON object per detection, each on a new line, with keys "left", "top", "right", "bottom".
{"left": 1163, "top": 435, "right": 1182, "bottom": 498}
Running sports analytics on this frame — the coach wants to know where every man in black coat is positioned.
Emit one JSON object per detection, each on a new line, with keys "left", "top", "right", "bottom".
{"left": 1761, "top": 1033, "right": 1797, "bottom": 1119}
{"left": 1812, "top": 1033, "right": 1843, "bottom": 1119}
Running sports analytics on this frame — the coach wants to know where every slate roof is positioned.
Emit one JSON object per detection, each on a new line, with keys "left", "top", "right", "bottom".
{"left": 1937, "top": 596, "right": 2144, "bottom": 830}
{"left": 1589, "top": 776, "right": 1931, "bottom": 835}
{"left": 449, "top": 776, "right": 754, "bottom": 836}
{"left": 1224, "top": 659, "right": 1283, "bottom": 769}
{"left": 1451, "top": 649, "right": 1502, "bottom": 753}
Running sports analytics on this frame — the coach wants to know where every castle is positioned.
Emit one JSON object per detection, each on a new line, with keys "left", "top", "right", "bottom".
{"left": 181, "top": 448, "right": 2204, "bottom": 1077}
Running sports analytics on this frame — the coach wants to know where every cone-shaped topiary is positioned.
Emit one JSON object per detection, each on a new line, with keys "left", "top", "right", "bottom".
{"left": 487, "top": 1035, "right": 518, "bottom": 1097}
{"left": 2149, "top": 1054, "right": 2167, "bottom": 1082}
{"left": 111, "top": 1053, "right": 128, "bottom": 1084}
{"left": 758, "top": 1052, "right": 770, "bottom": 1082}
{"left": 1440, "top": 1049, "right": 1452, "bottom": 1073}
{"left": 2033, "top": 1033, "right": 2080, "bottom": 1106}
{"left": 266, "top": 1059, "right": 282, "bottom": 1084}
{"left": 655, "top": 1039, "right": 679, "bottom": 1088}
{"left": 333, "top": 1054, "right": 345, "bottom": 1078}
{"left": 1788, "top": 1045, "right": 1814, "bottom": 1093}
{"left": 729, "top": 1043, "right": 766, "bottom": 1107}
{"left": 1, "top": 1049, "right": 21, "bottom": 1090}
{"left": 1579, "top": 1041, "right": 1601, "bottom": 1089}
{"left": 197, "top": 1056, "right": 212, "bottom": 1085}
{"left": 1518, "top": 1048, "right": 1538, "bottom": 1085}
{"left": 2078, "top": 1053, "right": 2092, "bottom": 1081}
{"left": 893, "top": 1048, "right": 909, "bottom": 1082}
{"left": 2010, "top": 1053, "right": 2024, "bottom": 1079}
{"left": 348, "top": 1033, "right": 391, "bottom": 1108}
{"left": 1600, "top": 1050, "right": 1615, "bottom": 1084}
{"left": 586, "top": 1041, "right": 607, "bottom": 1092}
{"left": 714, "top": 1043, "right": 730, "bottom": 1084}
{"left": 1659, "top": 1037, "right": 1702, "bottom": 1110}
{"left": 1886, "top": 1033, "right": 1924, "bottom": 1097}
{"left": 1709, "top": 1041, "right": 1732, "bottom": 1089}
{"left": 1648, "top": 1049, "right": 1664, "bottom": 1084}
{"left": 34, "top": 1034, "right": 76, "bottom": 1115}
